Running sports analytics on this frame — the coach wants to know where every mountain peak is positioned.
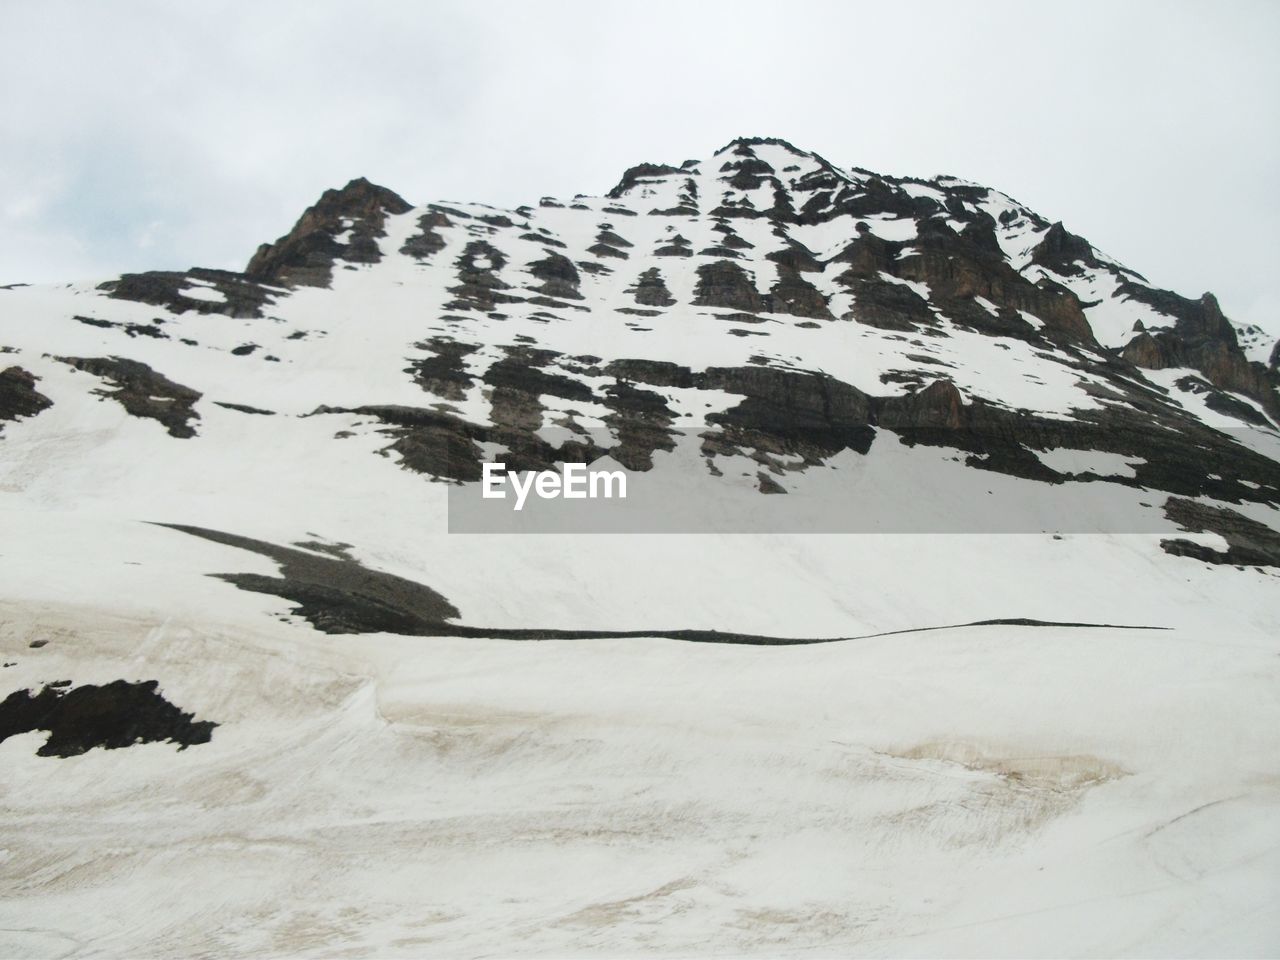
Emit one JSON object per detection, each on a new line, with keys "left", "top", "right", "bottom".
{"left": 715, "top": 136, "right": 814, "bottom": 158}
{"left": 245, "top": 178, "right": 411, "bottom": 287}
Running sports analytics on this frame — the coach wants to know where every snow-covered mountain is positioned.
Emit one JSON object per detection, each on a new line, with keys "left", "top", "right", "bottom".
{"left": 1, "top": 137, "right": 1277, "bottom": 957}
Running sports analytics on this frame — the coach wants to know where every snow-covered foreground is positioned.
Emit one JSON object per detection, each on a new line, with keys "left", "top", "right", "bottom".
{"left": 1, "top": 515, "right": 1278, "bottom": 957}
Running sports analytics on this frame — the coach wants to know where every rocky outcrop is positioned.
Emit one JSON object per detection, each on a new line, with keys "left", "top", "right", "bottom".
{"left": 447, "top": 241, "right": 523, "bottom": 313}
{"left": 606, "top": 162, "right": 685, "bottom": 199}
{"left": 157, "top": 523, "right": 461, "bottom": 633}
{"left": 246, "top": 177, "right": 412, "bottom": 287}
{"left": 399, "top": 208, "right": 452, "bottom": 261}
{"left": 765, "top": 267, "right": 832, "bottom": 319}
{"left": 406, "top": 338, "right": 478, "bottom": 402}
{"left": 877, "top": 378, "right": 966, "bottom": 431}
{"left": 0, "top": 366, "right": 52, "bottom": 431}
{"left": 628, "top": 268, "right": 676, "bottom": 307}
{"left": 526, "top": 251, "right": 584, "bottom": 301}
{"left": 842, "top": 275, "right": 935, "bottom": 330}
{"left": 654, "top": 235, "right": 694, "bottom": 257}
{"left": 0, "top": 680, "right": 217, "bottom": 757}
{"left": 59, "top": 356, "right": 201, "bottom": 438}
{"left": 601, "top": 380, "right": 677, "bottom": 471}
{"left": 1161, "top": 497, "right": 1280, "bottom": 567}
{"left": 1119, "top": 289, "right": 1279, "bottom": 421}
{"left": 693, "top": 261, "right": 764, "bottom": 313}
{"left": 1028, "top": 222, "right": 1101, "bottom": 276}
{"left": 897, "top": 220, "right": 1094, "bottom": 344}
{"left": 100, "top": 268, "right": 276, "bottom": 319}
{"left": 702, "top": 365, "right": 875, "bottom": 466}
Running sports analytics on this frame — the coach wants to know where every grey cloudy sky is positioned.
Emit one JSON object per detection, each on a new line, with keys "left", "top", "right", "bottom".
{"left": 3, "top": 0, "right": 1277, "bottom": 332}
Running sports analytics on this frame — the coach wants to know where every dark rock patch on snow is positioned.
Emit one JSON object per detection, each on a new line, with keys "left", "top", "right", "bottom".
{"left": 100, "top": 268, "right": 276, "bottom": 319}
{"left": 58, "top": 356, "right": 201, "bottom": 438}
{"left": 0, "top": 680, "right": 217, "bottom": 757}
{"left": 0, "top": 366, "right": 53, "bottom": 432}
{"left": 1160, "top": 497, "right": 1280, "bottom": 568}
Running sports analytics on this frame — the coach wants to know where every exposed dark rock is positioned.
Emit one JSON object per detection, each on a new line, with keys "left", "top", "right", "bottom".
{"left": 693, "top": 261, "right": 764, "bottom": 313}
{"left": 765, "top": 268, "right": 831, "bottom": 319}
{"left": 757, "top": 472, "right": 787, "bottom": 494}
{"left": 156, "top": 523, "right": 462, "bottom": 633}
{"left": 709, "top": 197, "right": 764, "bottom": 220}
{"left": 1161, "top": 497, "right": 1280, "bottom": 567}
{"left": 246, "top": 177, "right": 412, "bottom": 287}
{"left": 596, "top": 229, "right": 633, "bottom": 249}
{"left": 406, "top": 338, "right": 478, "bottom": 401}
{"left": 1028, "top": 222, "right": 1101, "bottom": 275}
{"left": 213, "top": 401, "right": 276, "bottom": 415}
{"left": 654, "top": 235, "right": 694, "bottom": 257}
{"left": 0, "top": 366, "right": 53, "bottom": 431}
{"left": 484, "top": 351, "right": 594, "bottom": 404}
{"left": 841, "top": 275, "right": 936, "bottom": 330}
{"left": 588, "top": 241, "right": 629, "bottom": 260}
{"left": 74, "top": 315, "right": 170, "bottom": 339}
{"left": 318, "top": 403, "right": 490, "bottom": 482}
{"left": 0, "top": 680, "right": 217, "bottom": 757}
{"left": 521, "top": 232, "right": 565, "bottom": 248}
{"left": 481, "top": 350, "right": 595, "bottom": 444}
{"left": 58, "top": 356, "right": 201, "bottom": 438}
{"left": 699, "top": 243, "right": 745, "bottom": 259}
{"left": 628, "top": 267, "right": 676, "bottom": 307}
{"left": 959, "top": 213, "right": 1004, "bottom": 258}
{"left": 100, "top": 268, "right": 277, "bottom": 319}
{"left": 446, "top": 241, "right": 524, "bottom": 312}
{"left": 605, "top": 358, "right": 696, "bottom": 388}
{"left": 607, "top": 162, "right": 684, "bottom": 199}
{"left": 702, "top": 365, "right": 876, "bottom": 467}
{"left": 830, "top": 226, "right": 901, "bottom": 279}
{"left": 896, "top": 219, "right": 1094, "bottom": 344}
{"left": 876, "top": 378, "right": 966, "bottom": 431}
{"left": 526, "top": 251, "right": 584, "bottom": 300}
{"left": 1119, "top": 289, "right": 1279, "bottom": 421}
{"left": 1172, "top": 375, "right": 1269, "bottom": 426}
{"left": 720, "top": 156, "right": 775, "bottom": 191}
{"left": 600, "top": 380, "right": 677, "bottom": 471}
{"left": 712, "top": 224, "right": 755, "bottom": 250}
{"left": 400, "top": 208, "right": 452, "bottom": 261}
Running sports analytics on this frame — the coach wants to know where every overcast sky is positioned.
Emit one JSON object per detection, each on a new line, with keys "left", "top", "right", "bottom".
{"left": 3, "top": 0, "right": 1277, "bottom": 332}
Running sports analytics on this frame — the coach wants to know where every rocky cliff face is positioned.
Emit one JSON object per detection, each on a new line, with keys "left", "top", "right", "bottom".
{"left": 246, "top": 177, "right": 414, "bottom": 287}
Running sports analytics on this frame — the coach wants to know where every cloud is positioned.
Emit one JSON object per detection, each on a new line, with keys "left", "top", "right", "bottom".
{"left": 2, "top": 0, "right": 1277, "bottom": 336}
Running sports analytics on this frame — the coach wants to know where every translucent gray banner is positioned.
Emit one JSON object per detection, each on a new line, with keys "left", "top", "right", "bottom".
{"left": 445, "top": 427, "right": 1280, "bottom": 534}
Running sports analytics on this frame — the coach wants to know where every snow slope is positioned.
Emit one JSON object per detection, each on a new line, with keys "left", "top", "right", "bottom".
{"left": 0, "top": 137, "right": 1278, "bottom": 957}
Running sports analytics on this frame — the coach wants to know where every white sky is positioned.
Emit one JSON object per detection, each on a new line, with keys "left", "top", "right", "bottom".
{"left": 2, "top": 0, "right": 1277, "bottom": 334}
